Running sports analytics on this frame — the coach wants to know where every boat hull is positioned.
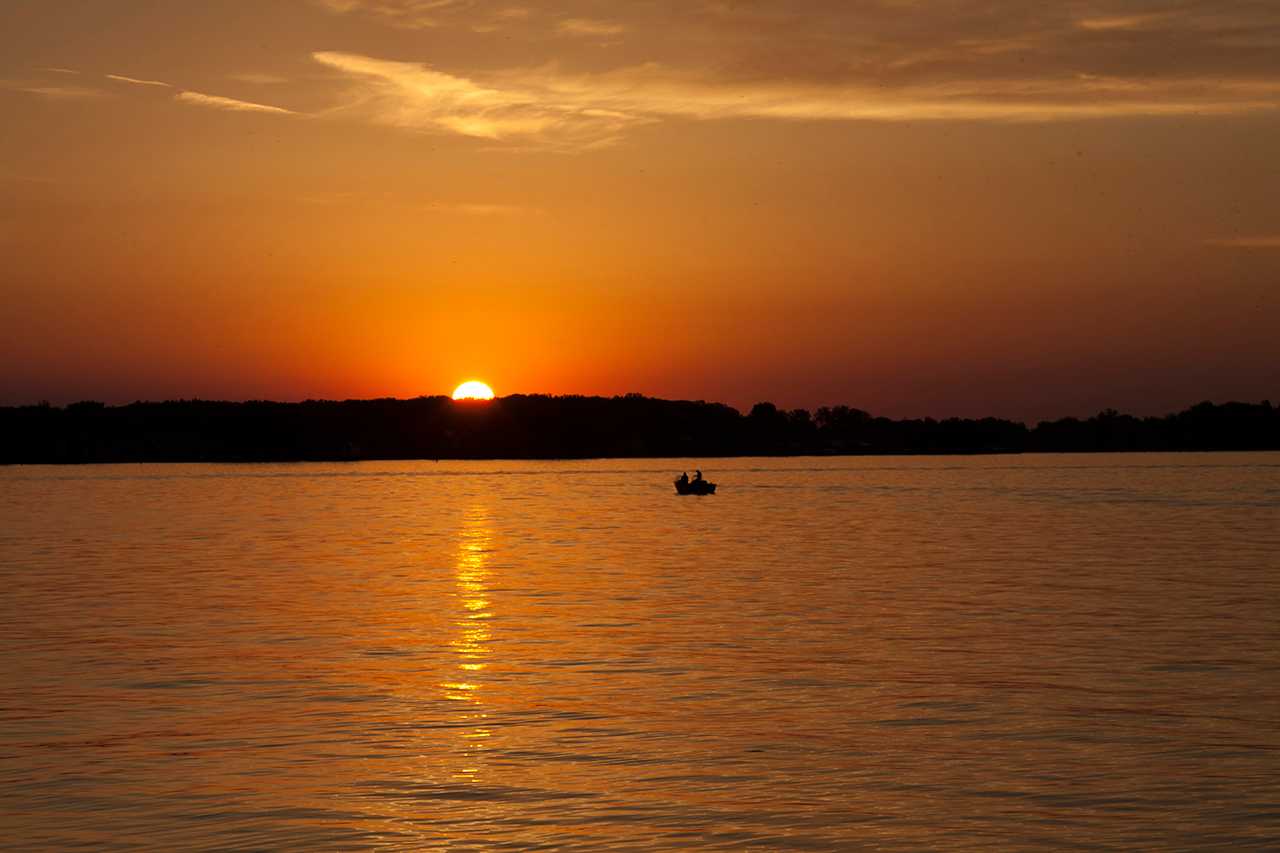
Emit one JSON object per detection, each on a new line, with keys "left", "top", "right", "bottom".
{"left": 674, "top": 481, "right": 716, "bottom": 495}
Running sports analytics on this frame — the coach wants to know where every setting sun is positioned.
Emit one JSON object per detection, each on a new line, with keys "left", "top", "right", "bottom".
{"left": 452, "top": 380, "right": 495, "bottom": 401}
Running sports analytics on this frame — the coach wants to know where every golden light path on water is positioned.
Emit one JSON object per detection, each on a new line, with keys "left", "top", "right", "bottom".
{"left": 445, "top": 505, "right": 494, "bottom": 782}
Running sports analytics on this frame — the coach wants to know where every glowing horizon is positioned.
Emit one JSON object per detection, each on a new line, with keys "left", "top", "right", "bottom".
{"left": 2, "top": 2, "right": 1278, "bottom": 424}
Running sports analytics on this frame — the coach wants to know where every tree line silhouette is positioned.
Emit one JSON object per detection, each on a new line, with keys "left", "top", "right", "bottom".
{"left": 1, "top": 395, "right": 1276, "bottom": 464}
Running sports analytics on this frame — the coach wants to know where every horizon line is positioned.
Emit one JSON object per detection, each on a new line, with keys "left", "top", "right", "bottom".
{"left": 6, "top": 392, "right": 1275, "bottom": 428}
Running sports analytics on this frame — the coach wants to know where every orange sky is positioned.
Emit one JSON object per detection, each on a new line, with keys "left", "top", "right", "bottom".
{"left": 2, "top": 1, "right": 1278, "bottom": 422}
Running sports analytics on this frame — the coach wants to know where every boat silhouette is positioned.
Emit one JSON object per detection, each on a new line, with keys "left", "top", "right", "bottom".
{"left": 674, "top": 477, "right": 716, "bottom": 495}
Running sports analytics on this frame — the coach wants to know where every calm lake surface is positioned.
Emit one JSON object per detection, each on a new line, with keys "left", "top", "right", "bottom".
{"left": 2, "top": 454, "right": 1278, "bottom": 850}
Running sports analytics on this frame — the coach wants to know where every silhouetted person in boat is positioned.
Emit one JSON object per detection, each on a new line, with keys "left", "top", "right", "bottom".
{"left": 693, "top": 469, "right": 703, "bottom": 483}
{"left": 677, "top": 471, "right": 689, "bottom": 487}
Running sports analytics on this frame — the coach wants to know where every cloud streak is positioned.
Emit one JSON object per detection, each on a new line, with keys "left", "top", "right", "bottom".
{"left": 107, "top": 74, "right": 171, "bottom": 88}
{"left": 312, "top": 49, "right": 1280, "bottom": 149}
{"left": 558, "top": 18, "right": 624, "bottom": 37}
{"left": 3, "top": 82, "right": 103, "bottom": 99}
{"left": 313, "top": 51, "right": 647, "bottom": 148}
{"left": 315, "top": 0, "right": 464, "bottom": 29}
{"left": 1076, "top": 13, "right": 1175, "bottom": 31}
{"left": 175, "top": 91, "right": 295, "bottom": 114}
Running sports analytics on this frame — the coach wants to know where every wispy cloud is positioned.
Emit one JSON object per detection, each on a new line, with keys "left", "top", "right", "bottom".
{"left": 106, "top": 73, "right": 171, "bottom": 88}
{"left": 319, "top": 0, "right": 542, "bottom": 33}
{"left": 558, "top": 18, "right": 624, "bottom": 37}
{"left": 1206, "top": 235, "right": 1280, "bottom": 249}
{"left": 313, "top": 51, "right": 648, "bottom": 148}
{"left": 311, "top": 49, "right": 1280, "bottom": 150}
{"left": 312, "top": 1, "right": 1280, "bottom": 95}
{"left": 42, "top": 67, "right": 80, "bottom": 75}
{"left": 1077, "top": 13, "right": 1175, "bottom": 32}
{"left": 3, "top": 82, "right": 104, "bottom": 99}
{"left": 176, "top": 91, "right": 294, "bottom": 114}
{"left": 315, "top": 0, "right": 463, "bottom": 29}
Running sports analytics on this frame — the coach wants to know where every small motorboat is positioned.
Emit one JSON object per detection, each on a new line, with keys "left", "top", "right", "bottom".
{"left": 674, "top": 477, "right": 716, "bottom": 495}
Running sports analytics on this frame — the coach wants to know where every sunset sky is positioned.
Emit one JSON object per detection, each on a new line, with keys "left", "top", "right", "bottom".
{"left": 2, "top": 0, "right": 1278, "bottom": 422}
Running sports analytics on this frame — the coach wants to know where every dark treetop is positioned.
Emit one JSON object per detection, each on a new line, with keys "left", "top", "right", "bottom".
{"left": 1, "top": 395, "right": 1277, "bottom": 464}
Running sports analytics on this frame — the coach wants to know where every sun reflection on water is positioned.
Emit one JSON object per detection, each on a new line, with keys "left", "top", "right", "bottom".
{"left": 444, "top": 505, "right": 495, "bottom": 780}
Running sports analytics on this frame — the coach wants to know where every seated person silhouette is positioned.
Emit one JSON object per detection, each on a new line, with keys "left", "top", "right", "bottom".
{"left": 693, "top": 469, "right": 703, "bottom": 483}
{"left": 677, "top": 471, "right": 689, "bottom": 486}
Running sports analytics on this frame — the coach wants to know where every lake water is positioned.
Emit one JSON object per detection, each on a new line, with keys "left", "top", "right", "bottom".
{"left": 2, "top": 454, "right": 1278, "bottom": 849}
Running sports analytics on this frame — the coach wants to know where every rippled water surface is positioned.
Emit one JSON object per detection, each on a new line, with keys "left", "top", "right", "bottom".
{"left": 2, "top": 455, "right": 1278, "bottom": 849}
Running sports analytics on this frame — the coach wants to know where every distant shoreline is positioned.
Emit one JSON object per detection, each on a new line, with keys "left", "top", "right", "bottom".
{"left": 6, "top": 449, "right": 1280, "bottom": 469}
{"left": 2, "top": 395, "right": 1276, "bottom": 464}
